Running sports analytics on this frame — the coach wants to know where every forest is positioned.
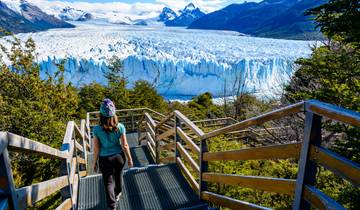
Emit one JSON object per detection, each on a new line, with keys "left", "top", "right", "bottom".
{"left": 0, "top": 0, "right": 358, "bottom": 209}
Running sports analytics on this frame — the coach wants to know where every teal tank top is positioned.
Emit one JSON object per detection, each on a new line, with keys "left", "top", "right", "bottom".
{"left": 93, "top": 123, "right": 126, "bottom": 156}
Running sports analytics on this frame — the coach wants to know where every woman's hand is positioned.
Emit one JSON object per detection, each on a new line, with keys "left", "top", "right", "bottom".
{"left": 93, "top": 163, "right": 98, "bottom": 172}
{"left": 127, "top": 159, "right": 133, "bottom": 168}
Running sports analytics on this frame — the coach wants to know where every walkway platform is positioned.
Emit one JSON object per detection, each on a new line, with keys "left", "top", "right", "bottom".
{"left": 77, "top": 133, "right": 206, "bottom": 210}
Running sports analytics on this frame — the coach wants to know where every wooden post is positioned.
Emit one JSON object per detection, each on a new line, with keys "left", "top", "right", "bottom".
{"left": 199, "top": 137, "right": 208, "bottom": 199}
{"left": 80, "top": 120, "right": 88, "bottom": 172}
{"left": 131, "top": 111, "right": 135, "bottom": 132}
{"left": 0, "top": 132, "right": 20, "bottom": 210}
{"left": 155, "top": 127, "right": 159, "bottom": 164}
{"left": 175, "top": 116, "right": 180, "bottom": 160}
{"left": 293, "top": 112, "right": 322, "bottom": 210}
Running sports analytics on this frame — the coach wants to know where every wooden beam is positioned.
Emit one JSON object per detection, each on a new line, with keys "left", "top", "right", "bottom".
{"left": 0, "top": 132, "right": 7, "bottom": 155}
{"left": 156, "top": 112, "right": 175, "bottom": 129}
{"left": 303, "top": 185, "right": 346, "bottom": 210}
{"left": 294, "top": 112, "right": 322, "bottom": 210}
{"left": 7, "top": 133, "right": 68, "bottom": 159}
{"left": 159, "top": 156, "right": 175, "bottom": 163}
{"left": 16, "top": 176, "right": 68, "bottom": 209}
{"left": 203, "top": 142, "right": 301, "bottom": 162}
{"left": 177, "top": 127, "right": 200, "bottom": 156}
{"left": 176, "top": 157, "right": 199, "bottom": 192}
{"left": 202, "top": 173, "right": 296, "bottom": 195}
{"left": 157, "top": 128, "right": 175, "bottom": 141}
{"left": 201, "top": 191, "right": 270, "bottom": 210}
{"left": 144, "top": 113, "right": 156, "bottom": 128}
{"left": 174, "top": 111, "right": 205, "bottom": 137}
{"left": 146, "top": 122, "right": 156, "bottom": 138}
{"left": 75, "top": 141, "right": 83, "bottom": 153}
{"left": 309, "top": 145, "right": 360, "bottom": 187}
{"left": 79, "top": 171, "right": 87, "bottom": 177}
{"left": 61, "top": 121, "right": 75, "bottom": 153}
{"left": 55, "top": 198, "right": 72, "bottom": 210}
{"left": 147, "top": 141, "right": 156, "bottom": 159}
{"left": 159, "top": 143, "right": 174, "bottom": 151}
{"left": 77, "top": 156, "right": 86, "bottom": 165}
{"left": 306, "top": 100, "right": 360, "bottom": 128}
{"left": 203, "top": 102, "right": 304, "bottom": 139}
{"left": 146, "top": 132, "right": 156, "bottom": 148}
{"left": 0, "top": 149, "right": 19, "bottom": 210}
{"left": 176, "top": 142, "right": 200, "bottom": 173}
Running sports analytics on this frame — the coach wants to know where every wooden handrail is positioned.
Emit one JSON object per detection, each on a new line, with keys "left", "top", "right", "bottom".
{"left": 84, "top": 100, "right": 360, "bottom": 210}
{"left": 0, "top": 119, "right": 90, "bottom": 210}
{"left": 174, "top": 111, "right": 205, "bottom": 137}
{"left": 305, "top": 100, "right": 360, "bottom": 127}
{"left": 203, "top": 142, "right": 301, "bottom": 162}
{"left": 202, "top": 101, "right": 304, "bottom": 140}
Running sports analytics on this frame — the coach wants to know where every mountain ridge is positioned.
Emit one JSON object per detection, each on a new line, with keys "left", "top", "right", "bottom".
{"left": 189, "top": 0, "right": 326, "bottom": 40}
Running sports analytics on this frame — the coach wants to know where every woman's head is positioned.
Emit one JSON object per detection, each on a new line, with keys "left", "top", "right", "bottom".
{"left": 99, "top": 99, "right": 118, "bottom": 132}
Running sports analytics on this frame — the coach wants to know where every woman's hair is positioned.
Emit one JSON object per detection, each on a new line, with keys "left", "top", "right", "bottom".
{"left": 100, "top": 114, "right": 119, "bottom": 132}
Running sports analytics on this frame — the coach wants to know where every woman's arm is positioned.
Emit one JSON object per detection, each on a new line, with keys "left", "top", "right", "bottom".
{"left": 93, "top": 137, "right": 100, "bottom": 172}
{"left": 121, "top": 134, "right": 133, "bottom": 168}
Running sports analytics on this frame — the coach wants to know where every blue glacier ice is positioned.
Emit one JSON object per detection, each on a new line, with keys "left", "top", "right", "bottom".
{"left": 13, "top": 22, "right": 314, "bottom": 99}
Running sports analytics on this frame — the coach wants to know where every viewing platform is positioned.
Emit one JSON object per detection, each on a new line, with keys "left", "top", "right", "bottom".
{"left": 0, "top": 100, "right": 359, "bottom": 210}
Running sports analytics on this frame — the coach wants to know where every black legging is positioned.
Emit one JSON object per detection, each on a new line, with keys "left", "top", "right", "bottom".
{"left": 99, "top": 152, "right": 126, "bottom": 209}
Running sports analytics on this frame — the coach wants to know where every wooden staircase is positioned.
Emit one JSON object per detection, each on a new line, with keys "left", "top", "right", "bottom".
{"left": 0, "top": 100, "right": 359, "bottom": 210}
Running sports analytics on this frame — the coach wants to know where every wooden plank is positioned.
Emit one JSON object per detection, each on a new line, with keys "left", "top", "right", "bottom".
{"left": 61, "top": 121, "right": 75, "bottom": 153}
{"left": 79, "top": 171, "right": 87, "bottom": 177}
{"left": 147, "top": 141, "right": 156, "bottom": 159}
{"left": 202, "top": 173, "right": 296, "bottom": 195}
{"left": 7, "top": 133, "right": 68, "bottom": 159}
{"left": 176, "top": 142, "right": 200, "bottom": 173}
{"left": 146, "top": 132, "right": 156, "bottom": 148}
{"left": 177, "top": 127, "right": 200, "bottom": 156}
{"left": 159, "top": 143, "right": 175, "bottom": 151}
{"left": 174, "top": 111, "right": 205, "bottom": 137}
{"left": 202, "top": 101, "right": 304, "bottom": 139}
{"left": 156, "top": 112, "right": 175, "bottom": 128}
{"left": 294, "top": 112, "right": 322, "bottom": 210}
{"left": 176, "top": 157, "right": 199, "bottom": 192}
{"left": 309, "top": 145, "right": 360, "bottom": 187}
{"left": 75, "top": 141, "right": 84, "bottom": 153}
{"left": 203, "top": 142, "right": 301, "bottom": 162}
{"left": 157, "top": 128, "right": 175, "bottom": 141}
{"left": 55, "top": 198, "right": 72, "bottom": 210}
{"left": 0, "top": 149, "right": 19, "bottom": 210}
{"left": 201, "top": 191, "right": 270, "bottom": 210}
{"left": 0, "top": 132, "right": 7, "bottom": 155}
{"left": 306, "top": 100, "right": 360, "bottom": 128}
{"left": 159, "top": 156, "right": 175, "bottom": 163}
{"left": 303, "top": 186, "right": 346, "bottom": 210}
{"left": 69, "top": 157, "right": 77, "bottom": 186}
{"left": 71, "top": 173, "right": 79, "bottom": 209}
{"left": 16, "top": 176, "right": 68, "bottom": 209}
{"left": 144, "top": 113, "right": 156, "bottom": 128}
{"left": 77, "top": 156, "right": 86, "bottom": 165}
{"left": 146, "top": 122, "right": 156, "bottom": 138}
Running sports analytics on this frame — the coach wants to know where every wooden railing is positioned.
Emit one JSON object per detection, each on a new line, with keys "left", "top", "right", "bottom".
{"left": 0, "top": 120, "right": 91, "bottom": 210}
{"left": 137, "top": 100, "right": 360, "bottom": 210}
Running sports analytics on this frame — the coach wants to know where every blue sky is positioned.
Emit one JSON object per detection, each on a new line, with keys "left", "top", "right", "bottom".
{"left": 47, "top": 0, "right": 261, "bottom": 9}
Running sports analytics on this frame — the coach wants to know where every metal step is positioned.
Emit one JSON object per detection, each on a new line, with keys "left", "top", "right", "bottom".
{"left": 77, "top": 164, "right": 206, "bottom": 210}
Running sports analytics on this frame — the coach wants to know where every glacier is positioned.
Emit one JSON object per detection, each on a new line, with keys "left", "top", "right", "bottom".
{"left": 12, "top": 22, "right": 314, "bottom": 99}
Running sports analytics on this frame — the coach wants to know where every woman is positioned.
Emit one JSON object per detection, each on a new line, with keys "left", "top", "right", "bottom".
{"left": 92, "top": 99, "right": 133, "bottom": 210}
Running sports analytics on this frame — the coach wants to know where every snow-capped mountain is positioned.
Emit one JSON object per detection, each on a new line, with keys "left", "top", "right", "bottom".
{"left": 158, "top": 7, "right": 177, "bottom": 22}
{"left": 165, "top": 3, "right": 206, "bottom": 27}
{"left": 0, "top": 0, "right": 74, "bottom": 34}
{"left": 59, "top": 7, "right": 92, "bottom": 21}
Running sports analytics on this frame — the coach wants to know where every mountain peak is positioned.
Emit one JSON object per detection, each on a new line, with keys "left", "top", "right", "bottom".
{"left": 183, "top": 3, "right": 196, "bottom": 12}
